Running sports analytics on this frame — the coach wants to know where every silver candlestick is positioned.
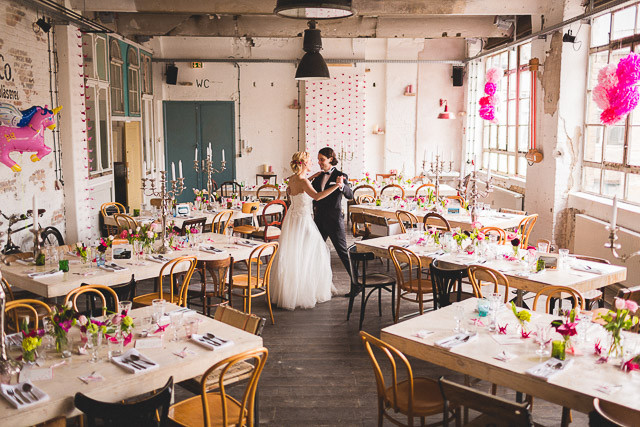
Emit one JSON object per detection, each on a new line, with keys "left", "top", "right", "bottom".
{"left": 429, "top": 155, "right": 447, "bottom": 199}
{"left": 141, "top": 171, "right": 185, "bottom": 254}
{"left": 604, "top": 225, "right": 640, "bottom": 262}
{"left": 336, "top": 143, "right": 354, "bottom": 167}
{"left": 194, "top": 155, "right": 226, "bottom": 204}
{"left": 458, "top": 168, "right": 493, "bottom": 223}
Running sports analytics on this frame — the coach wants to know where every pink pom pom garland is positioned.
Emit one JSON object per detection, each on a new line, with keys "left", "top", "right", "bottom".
{"left": 594, "top": 53, "right": 640, "bottom": 125}
{"left": 479, "top": 67, "right": 503, "bottom": 123}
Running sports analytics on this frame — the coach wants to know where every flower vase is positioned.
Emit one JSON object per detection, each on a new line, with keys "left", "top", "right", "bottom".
{"left": 608, "top": 331, "right": 624, "bottom": 361}
{"left": 55, "top": 334, "right": 71, "bottom": 358}
{"left": 22, "top": 349, "right": 37, "bottom": 363}
{"left": 96, "top": 252, "right": 106, "bottom": 267}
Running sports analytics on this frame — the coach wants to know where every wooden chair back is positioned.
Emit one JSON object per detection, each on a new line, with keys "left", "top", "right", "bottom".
{"left": 480, "top": 226, "right": 507, "bottom": 244}
{"left": 536, "top": 239, "right": 551, "bottom": 252}
{"left": 355, "top": 194, "right": 375, "bottom": 204}
{"left": 446, "top": 195, "right": 465, "bottom": 206}
{"left": 395, "top": 210, "right": 418, "bottom": 234}
{"left": 350, "top": 212, "right": 371, "bottom": 239}
{"left": 467, "top": 266, "right": 510, "bottom": 303}
{"left": 100, "top": 202, "right": 125, "bottom": 218}
{"left": 414, "top": 183, "right": 435, "bottom": 198}
{"left": 256, "top": 184, "right": 281, "bottom": 202}
{"left": 158, "top": 256, "right": 198, "bottom": 306}
{"left": 423, "top": 212, "right": 451, "bottom": 231}
{"left": 220, "top": 181, "right": 243, "bottom": 199}
{"left": 195, "top": 256, "right": 233, "bottom": 316}
{"left": 617, "top": 285, "right": 640, "bottom": 305}
{"left": 380, "top": 184, "right": 405, "bottom": 199}
{"left": 500, "top": 207, "right": 527, "bottom": 215}
{"left": 199, "top": 348, "right": 268, "bottom": 427}
{"left": 376, "top": 173, "right": 397, "bottom": 182}
{"left": 439, "top": 377, "right": 534, "bottom": 427}
{"left": 1, "top": 278, "right": 14, "bottom": 301}
{"left": 411, "top": 175, "right": 427, "bottom": 184}
{"left": 430, "top": 260, "right": 467, "bottom": 309}
{"left": 532, "top": 286, "right": 584, "bottom": 313}
{"left": 389, "top": 246, "right": 427, "bottom": 295}
{"left": 261, "top": 200, "right": 287, "bottom": 242}
{"left": 5, "top": 299, "right": 51, "bottom": 332}
{"left": 517, "top": 214, "right": 538, "bottom": 248}
{"left": 362, "top": 213, "right": 391, "bottom": 227}
{"left": 214, "top": 305, "right": 265, "bottom": 337}
{"left": 65, "top": 285, "right": 120, "bottom": 316}
{"left": 245, "top": 242, "right": 279, "bottom": 290}
{"left": 75, "top": 377, "right": 173, "bottom": 426}
{"left": 150, "top": 198, "right": 162, "bottom": 208}
{"left": 180, "top": 217, "right": 207, "bottom": 236}
{"left": 353, "top": 184, "right": 378, "bottom": 199}
{"left": 212, "top": 210, "right": 234, "bottom": 234}
{"left": 593, "top": 397, "right": 637, "bottom": 427}
{"left": 113, "top": 213, "right": 138, "bottom": 233}
{"left": 360, "top": 331, "right": 416, "bottom": 416}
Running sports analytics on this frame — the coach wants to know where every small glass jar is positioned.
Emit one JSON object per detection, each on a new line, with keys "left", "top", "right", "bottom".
{"left": 551, "top": 339, "right": 566, "bottom": 360}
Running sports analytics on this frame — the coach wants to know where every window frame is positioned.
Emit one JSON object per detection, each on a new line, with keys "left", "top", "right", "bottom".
{"left": 109, "top": 39, "right": 125, "bottom": 116}
{"left": 127, "top": 47, "right": 141, "bottom": 116}
{"left": 141, "top": 53, "right": 153, "bottom": 95}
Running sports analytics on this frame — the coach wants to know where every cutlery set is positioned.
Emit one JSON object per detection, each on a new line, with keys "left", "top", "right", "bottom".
{"left": 526, "top": 358, "right": 572, "bottom": 380}
{"left": 435, "top": 333, "right": 477, "bottom": 349}
{"left": 1, "top": 382, "right": 46, "bottom": 408}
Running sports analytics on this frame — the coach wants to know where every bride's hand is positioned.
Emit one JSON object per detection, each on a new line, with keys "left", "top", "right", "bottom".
{"left": 336, "top": 175, "right": 344, "bottom": 186}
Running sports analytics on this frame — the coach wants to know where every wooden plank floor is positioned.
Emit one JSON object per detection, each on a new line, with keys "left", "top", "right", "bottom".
{"left": 171, "top": 234, "right": 589, "bottom": 426}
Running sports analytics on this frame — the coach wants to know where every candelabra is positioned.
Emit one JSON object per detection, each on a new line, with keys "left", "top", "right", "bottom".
{"left": 141, "top": 171, "right": 185, "bottom": 254}
{"left": 336, "top": 143, "right": 354, "bottom": 166}
{"left": 30, "top": 227, "right": 43, "bottom": 264}
{"left": 458, "top": 168, "right": 493, "bottom": 223}
{"left": 429, "top": 155, "right": 448, "bottom": 199}
{"left": 194, "top": 155, "right": 226, "bottom": 204}
{"left": 604, "top": 225, "right": 640, "bottom": 262}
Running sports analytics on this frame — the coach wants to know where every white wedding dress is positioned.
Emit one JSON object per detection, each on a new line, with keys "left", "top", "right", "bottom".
{"left": 271, "top": 192, "right": 335, "bottom": 310}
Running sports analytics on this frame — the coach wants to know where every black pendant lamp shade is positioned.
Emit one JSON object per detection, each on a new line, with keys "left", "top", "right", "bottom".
{"left": 274, "top": 0, "right": 354, "bottom": 19}
{"left": 295, "top": 21, "right": 330, "bottom": 80}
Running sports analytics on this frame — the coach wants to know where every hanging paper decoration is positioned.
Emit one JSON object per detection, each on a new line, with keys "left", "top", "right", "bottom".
{"left": 478, "top": 67, "right": 503, "bottom": 123}
{"left": 595, "top": 53, "right": 640, "bottom": 125}
{"left": 0, "top": 105, "right": 62, "bottom": 172}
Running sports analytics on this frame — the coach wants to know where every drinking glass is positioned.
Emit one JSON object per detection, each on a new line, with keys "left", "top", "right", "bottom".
{"left": 535, "top": 324, "right": 552, "bottom": 358}
{"left": 225, "top": 226, "right": 234, "bottom": 244}
{"left": 184, "top": 316, "right": 199, "bottom": 338}
{"left": 89, "top": 332, "right": 102, "bottom": 363}
{"left": 134, "top": 241, "right": 143, "bottom": 262}
{"left": 453, "top": 305, "right": 464, "bottom": 333}
{"left": 537, "top": 241, "right": 549, "bottom": 253}
{"left": 151, "top": 299, "right": 166, "bottom": 324}
{"left": 140, "top": 316, "right": 152, "bottom": 336}
{"left": 558, "top": 249, "right": 570, "bottom": 270}
{"left": 170, "top": 311, "right": 183, "bottom": 342}
{"left": 577, "top": 311, "right": 593, "bottom": 344}
{"left": 108, "top": 331, "right": 123, "bottom": 359}
{"left": 119, "top": 300, "right": 132, "bottom": 316}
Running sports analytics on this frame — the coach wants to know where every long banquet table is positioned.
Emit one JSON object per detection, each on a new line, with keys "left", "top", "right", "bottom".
{"left": 0, "top": 233, "right": 271, "bottom": 299}
{"left": 350, "top": 204, "right": 526, "bottom": 232}
{"left": 380, "top": 298, "right": 640, "bottom": 417}
{"left": 355, "top": 234, "right": 627, "bottom": 296}
{"left": 0, "top": 304, "right": 264, "bottom": 427}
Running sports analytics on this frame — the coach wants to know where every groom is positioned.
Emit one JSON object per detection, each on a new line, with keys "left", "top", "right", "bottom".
{"left": 311, "top": 147, "right": 354, "bottom": 278}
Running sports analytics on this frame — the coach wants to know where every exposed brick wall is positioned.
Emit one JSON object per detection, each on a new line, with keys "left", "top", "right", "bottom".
{"left": 0, "top": 1, "right": 65, "bottom": 250}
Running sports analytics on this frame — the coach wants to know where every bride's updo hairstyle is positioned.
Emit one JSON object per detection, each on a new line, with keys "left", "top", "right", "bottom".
{"left": 290, "top": 151, "right": 310, "bottom": 174}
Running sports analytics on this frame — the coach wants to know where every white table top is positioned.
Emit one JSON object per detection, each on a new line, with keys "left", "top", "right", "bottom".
{"left": 351, "top": 183, "right": 457, "bottom": 197}
{"left": 0, "top": 304, "right": 264, "bottom": 427}
{"left": 381, "top": 298, "right": 640, "bottom": 415}
{"left": 0, "top": 233, "right": 272, "bottom": 298}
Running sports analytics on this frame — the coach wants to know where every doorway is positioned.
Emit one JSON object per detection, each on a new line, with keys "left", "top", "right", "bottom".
{"left": 163, "top": 101, "right": 236, "bottom": 203}
{"left": 111, "top": 120, "right": 143, "bottom": 211}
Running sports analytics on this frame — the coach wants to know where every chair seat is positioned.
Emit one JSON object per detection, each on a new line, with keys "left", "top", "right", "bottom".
{"left": 360, "top": 273, "right": 395, "bottom": 287}
{"left": 179, "top": 361, "right": 254, "bottom": 394}
{"left": 233, "top": 225, "right": 258, "bottom": 234}
{"left": 231, "top": 275, "right": 265, "bottom": 289}
{"left": 133, "top": 292, "right": 181, "bottom": 307}
{"left": 386, "top": 377, "right": 444, "bottom": 416}
{"left": 169, "top": 392, "right": 247, "bottom": 427}
{"left": 251, "top": 227, "right": 281, "bottom": 238}
{"left": 400, "top": 279, "right": 433, "bottom": 294}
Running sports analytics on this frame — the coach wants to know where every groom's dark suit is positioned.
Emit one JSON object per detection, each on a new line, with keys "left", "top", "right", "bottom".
{"left": 311, "top": 167, "right": 354, "bottom": 273}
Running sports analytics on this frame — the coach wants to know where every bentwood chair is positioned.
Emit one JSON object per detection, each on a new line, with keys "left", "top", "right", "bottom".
{"left": 423, "top": 212, "right": 451, "bottom": 232}
{"left": 355, "top": 194, "right": 375, "bottom": 204}
{"left": 5, "top": 299, "right": 52, "bottom": 332}
{"left": 212, "top": 210, "right": 234, "bottom": 234}
{"left": 480, "top": 226, "right": 507, "bottom": 244}
{"left": 439, "top": 377, "right": 534, "bottom": 427}
{"left": 380, "top": 184, "right": 405, "bottom": 199}
{"left": 467, "top": 265, "right": 510, "bottom": 303}
{"left": 179, "top": 217, "right": 207, "bottom": 236}
{"left": 517, "top": 214, "right": 538, "bottom": 248}
{"left": 593, "top": 398, "right": 636, "bottom": 427}
{"left": 65, "top": 285, "right": 119, "bottom": 316}
{"left": 349, "top": 185, "right": 378, "bottom": 225}
{"left": 500, "top": 207, "right": 527, "bottom": 215}
{"left": 220, "top": 181, "right": 243, "bottom": 199}
{"left": 230, "top": 242, "right": 279, "bottom": 324}
{"left": 133, "top": 256, "right": 198, "bottom": 307}
{"left": 414, "top": 183, "right": 435, "bottom": 198}
{"left": 347, "top": 246, "right": 396, "bottom": 330}
{"left": 247, "top": 200, "right": 287, "bottom": 242}
{"left": 113, "top": 213, "right": 138, "bottom": 233}
{"left": 190, "top": 256, "right": 234, "bottom": 316}
{"left": 396, "top": 210, "right": 419, "bottom": 234}
{"left": 256, "top": 184, "right": 281, "bottom": 202}
{"left": 536, "top": 239, "right": 552, "bottom": 252}
{"left": 389, "top": 245, "right": 434, "bottom": 322}
{"left": 360, "top": 331, "right": 454, "bottom": 427}
{"left": 446, "top": 195, "right": 466, "bottom": 206}
{"left": 169, "top": 348, "right": 268, "bottom": 427}
{"left": 554, "top": 255, "right": 609, "bottom": 310}
{"left": 101, "top": 202, "right": 126, "bottom": 236}
{"left": 429, "top": 259, "right": 470, "bottom": 310}
{"left": 376, "top": 173, "right": 397, "bottom": 182}
{"left": 532, "top": 286, "right": 584, "bottom": 313}
{"left": 75, "top": 377, "right": 173, "bottom": 427}
{"left": 350, "top": 212, "right": 371, "bottom": 239}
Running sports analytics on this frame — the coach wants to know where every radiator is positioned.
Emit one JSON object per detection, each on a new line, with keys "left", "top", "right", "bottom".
{"left": 574, "top": 214, "right": 638, "bottom": 287}
{"left": 478, "top": 186, "right": 524, "bottom": 212}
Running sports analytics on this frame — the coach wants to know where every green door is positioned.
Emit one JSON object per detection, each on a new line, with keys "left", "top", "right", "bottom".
{"left": 163, "top": 101, "right": 236, "bottom": 203}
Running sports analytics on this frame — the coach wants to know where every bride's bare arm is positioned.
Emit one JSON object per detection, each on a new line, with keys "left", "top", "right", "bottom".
{"left": 302, "top": 176, "right": 343, "bottom": 201}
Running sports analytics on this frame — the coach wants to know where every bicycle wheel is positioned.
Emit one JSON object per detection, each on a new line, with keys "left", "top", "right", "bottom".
{"left": 41, "top": 226, "right": 64, "bottom": 247}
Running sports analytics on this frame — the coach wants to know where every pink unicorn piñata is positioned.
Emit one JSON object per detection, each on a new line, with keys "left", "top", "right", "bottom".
{"left": 0, "top": 105, "right": 62, "bottom": 172}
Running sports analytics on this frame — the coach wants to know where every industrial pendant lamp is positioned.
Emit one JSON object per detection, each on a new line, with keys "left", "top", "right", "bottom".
{"left": 295, "top": 21, "right": 330, "bottom": 81}
{"left": 437, "top": 99, "right": 456, "bottom": 120}
{"left": 274, "top": 0, "right": 354, "bottom": 19}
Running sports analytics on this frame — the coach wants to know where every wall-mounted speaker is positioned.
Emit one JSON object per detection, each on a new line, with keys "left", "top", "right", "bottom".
{"left": 166, "top": 65, "right": 178, "bottom": 85}
{"left": 452, "top": 66, "right": 463, "bottom": 87}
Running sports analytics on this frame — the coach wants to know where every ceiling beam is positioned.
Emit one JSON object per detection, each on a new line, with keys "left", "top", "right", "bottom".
{"left": 113, "top": 14, "right": 510, "bottom": 38}
{"left": 70, "top": 0, "right": 548, "bottom": 15}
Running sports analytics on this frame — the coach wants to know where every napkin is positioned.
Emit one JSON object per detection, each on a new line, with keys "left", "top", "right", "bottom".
{"left": 434, "top": 333, "right": 478, "bottom": 349}
{"left": 111, "top": 348, "right": 159, "bottom": 374}
{"left": 99, "top": 262, "right": 128, "bottom": 272}
{"left": 15, "top": 258, "right": 35, "bottom": 266}
{"left": 0, "top": 382, "right": 49, "bottom": 409}
{"left": 199, "top": 245, "right": 224, "bottom": 254}
{"left": 78, "top": 372, "right": 105, "bottom": 384}
{"left": 27, "top": 269, "right": 63, "bottom": 279}
{"left": 147, "top": 254, "right": 170, "bottom": 264}
{"left": 571, "top": 263, "right": 605, "bottom": 275}
{"left": 525, "top": 358, "right": 573, "bottom": 381}
{"left": 595, "top": 383, "right": 623, "bottom": 395}
{"left": 235, "top": 240, "right": 259, "bottom": 248}
{"left": 493, "top": 350, "right": 517, "bottom": 362}
{"left": 190, "top": 333, "right": 234, "bottom": 351}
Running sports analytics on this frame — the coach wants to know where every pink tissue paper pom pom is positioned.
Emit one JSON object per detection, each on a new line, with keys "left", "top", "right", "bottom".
{"left": 600, "top": 107, "right": 622, "bottom": 125}
{"left": 592, "top": 85, "right": 610, "bottom": 110}
{"left": 479, "top": 105, "right": 495, "bottom": 121}
{"left": 616, "top": 53, "right": 640, "bottom": 86}
{"left": 609, "top": 84, "right": 639, "bottom": 117}
{"left": 597, "top": 64, "right": 618, "bottom": 90}
{"left": 479, "top": 96, "right": 491, "bottom": 106}
{"left": 485, "top": 67, "right": 504, "bottom": 83}
{"left": 489, "top": 94, "right": 500, "bottom": 105}
{"left": 484, "top": 82, "right": 497, "bottom": 96}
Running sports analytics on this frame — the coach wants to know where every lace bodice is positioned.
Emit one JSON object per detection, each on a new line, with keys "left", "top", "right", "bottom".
{"left": 288, "top": 192, "right": 313, "bottom": 217}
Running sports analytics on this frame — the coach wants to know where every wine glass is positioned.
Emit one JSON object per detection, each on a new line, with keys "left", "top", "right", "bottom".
{"left": 535, "top": 324, "right": 552, "bottom": 358}
{"left": 89, "top": 332, "right": 102, "bottom": 363}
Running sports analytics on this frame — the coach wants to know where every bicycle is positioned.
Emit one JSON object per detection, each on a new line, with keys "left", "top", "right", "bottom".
{"left": 1, "top": 209, "right": 65, "bottom": 255}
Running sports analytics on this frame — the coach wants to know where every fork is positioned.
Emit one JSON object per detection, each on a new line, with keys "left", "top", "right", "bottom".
{"left": 6, "top": 388, "right": 24, "bottom": 405}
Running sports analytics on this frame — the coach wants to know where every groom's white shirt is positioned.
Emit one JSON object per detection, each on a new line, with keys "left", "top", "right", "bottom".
{"left": 320, "top": 167, "right": 335, "bottom": 189}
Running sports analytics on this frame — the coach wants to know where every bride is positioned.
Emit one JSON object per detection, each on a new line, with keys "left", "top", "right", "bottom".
{"left": 270, "top": 151, "right": 344, "bottom": 310}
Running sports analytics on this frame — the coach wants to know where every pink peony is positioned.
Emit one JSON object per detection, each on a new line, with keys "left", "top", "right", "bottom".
{"left": 616, "top": 53, "right": 640, "bottom": 86}
{"left": 484, "top": 82, "right": 497, "bottom": 96}
{"left": 479, "top": 96, "right": 491, "bottom": 106}
{"left": 471, "top": 221, "right": 483, "bottom": 229}
{"left": 150, "top": 223, "right": 162, "bottom": 233}
{"left": 625, "top": 299, "right": 638, "bottom": 313}
{"left": 146, "top": 230, "right": 154, "bottom": 239}
{"left": 120, "top": 229, "right": 128, "bottom": 239}
{"left": 506, "top": 232, "right": 517, "bottom": 240}
{"left": 615, "top": 298, "right": 626, "bottom": 310}
{"left": 477, "top": 232, "right": 485, "bottom": 240}
{"left": 488, "top": 94, "right": 500, "bottom": 105}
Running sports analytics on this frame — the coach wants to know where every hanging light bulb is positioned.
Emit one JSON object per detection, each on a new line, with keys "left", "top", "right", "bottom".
{"left": 437, "top": 99, "right": 456, "bottom": 120}
{"left": 295, "top": 21, "right": 330, "bottom": 81}
{"left": 274, "top": 0, "right": 354, "bottom": 19}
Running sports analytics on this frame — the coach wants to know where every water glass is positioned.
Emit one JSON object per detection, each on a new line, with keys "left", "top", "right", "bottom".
{"left": 535, "top": 324, "right": 552, "bottom": 358}
{"left": 151, "top": 299, "right": 166, "bottom": 324}
{"left": 89, "top": 332, "right": 103, "bottom": 363}
{"left": 119, "top": 301, "right": 132, "bottom": 316}
{"left": 170, "top": 311, "right": 183, "bottom": 342}
{"left": 453, "top": 305, "right": 464, "bottom": 333}
{"left": 225, "top": 227, "right": 234, "bottom": 244}
{"left": 184, "top": 316, "right": 199, "bottom": 338}
{"left": 108, "top": 331, "right": 123, "bottom": 359}
{"left": 134, "top": 241, "right": 143, "bottom": 262}
{"left": 558, "top": 249, "right": 570, "bottom": 270}
{"left": 58, "top": 259, "right": 69, "bottom": 272}
{"left": 477, "top": 299, "right": 490, "bottom": 317}
{"left": 537, "top": 241, "right": 549, "bottom": 253}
